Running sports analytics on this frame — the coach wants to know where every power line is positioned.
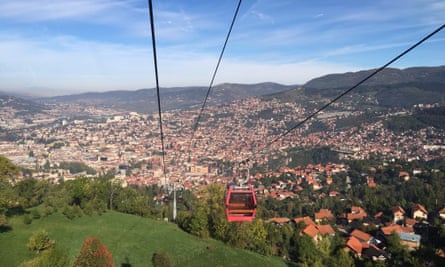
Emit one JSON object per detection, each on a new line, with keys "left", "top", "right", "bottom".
{"left": 245, "top": 23, "right": 445, "bottom": 163}
{"left": 147, "top": 0, "right": 168, "bottom": 191}
{"left": 187, "top": 0, "right": 243, "bottom": 158}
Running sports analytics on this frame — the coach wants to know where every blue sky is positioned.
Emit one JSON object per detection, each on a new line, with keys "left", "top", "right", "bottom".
{"left": 0, "top": 0, "right": 444, "bottom": 95}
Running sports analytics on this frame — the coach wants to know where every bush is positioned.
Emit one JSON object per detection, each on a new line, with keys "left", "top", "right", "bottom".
{"left": 27, "top": 229, "right": 55, "bottom": 253}
{"left": 0, "top": 214, "right": 11, "bottom": 232}
{"left": 152, "top": 251, "right": 174, "bottom": 267}
{"left": 23, "top": 214, "right": 32, "bottom": 225}
{"left": 62, "top": 206, "right": 75, "bottom": 220}
{"left": 31, "top": 209, "right": 41, "bottom": 219}
{"left": 43, "top": 206, "right": 54, "bottom": 217}
{"left": 62, "top": 205, "right": 83, "bottom": 219}
{"left": 19, "top": 248, "right": 70, "bottom": 267}
{"left": 83, "top": 202, "right": 94, "bottom": 216}
{"left": 73, "top": 237, "right": 114, "bottom": 267}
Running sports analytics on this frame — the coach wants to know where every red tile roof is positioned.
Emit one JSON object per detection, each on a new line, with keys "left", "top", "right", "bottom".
{"left": 392, "top": 205, "right": 405, "bottom": 214}
{"left": 315, "top": 209, "right": 335, "bottom": 220}
{"left": 268, "top": 217, "right": 290, "bottom": 224}
{"left": 318, "top": 224, "right": 335, "bottom": 236}
{"left": 381, "top": 224, "right": 414, "bottom": 235}
{"left": 405, "top": 218, "right": 417, "bottom": 227}
{"left": 350, "top": 229, "right": 372, "bottom": 242}
{"left": 294, "top": 216, "right": 316, "bottom": 227}
{"left": 302, "top": 224, "right": 319, "bottom": 238}
{"left": 347, "top": 236, "right": 362, "bottom": 255}
{"left": 412, "top": 203, "right": 428, "bottom": 214}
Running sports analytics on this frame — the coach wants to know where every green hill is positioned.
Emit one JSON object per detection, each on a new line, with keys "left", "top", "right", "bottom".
{"left": 0, "top": 210, "right": 288, "bottom": 267}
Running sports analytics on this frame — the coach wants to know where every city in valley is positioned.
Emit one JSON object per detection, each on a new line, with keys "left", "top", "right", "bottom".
{"left": 1, "top": 94, "right": 443, "bottom": 188}
{"left": 0, "top": 79, "right": 445, "bottom": 264}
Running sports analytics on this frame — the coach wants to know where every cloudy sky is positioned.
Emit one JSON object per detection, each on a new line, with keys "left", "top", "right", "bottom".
{"left": 0, "top": 0, "right": 444, "bottom": 95}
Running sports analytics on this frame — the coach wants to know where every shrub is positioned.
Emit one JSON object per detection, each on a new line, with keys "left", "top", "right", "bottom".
{"left": 19, "top": 248, "right": 69, "bottom": 267}
{"left": 152, "top": 251, "right": 174, "bottom": 267}
{"left": 62, "top": 205, "right": 75, "bottom": 220}
{"left": 27, "top": 229, "right": 55, "bottom": 253}
{"left": 73, "top": 237, "right": 114, "bottom": 267}
{"left": 31, "top": 209, "right": 41, "bottom": 219}
{"left": 23, "top": 214, "right": 32, "bottom": 225}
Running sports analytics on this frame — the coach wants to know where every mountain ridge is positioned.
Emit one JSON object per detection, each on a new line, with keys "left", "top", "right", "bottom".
{"left": 1, "top": 66, "right": 444, "bottom": 114}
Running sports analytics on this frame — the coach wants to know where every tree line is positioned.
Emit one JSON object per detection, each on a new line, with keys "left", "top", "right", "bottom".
{"left": 1, "top": 154, "right": 445, "bottom": 266}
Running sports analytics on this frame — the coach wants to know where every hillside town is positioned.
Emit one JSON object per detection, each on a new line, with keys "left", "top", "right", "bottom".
{"left": 0, "top": 97, "right": 443, "bottom": 188}
{"left": 0, "top": 94, "right": 444, "bottom": 264}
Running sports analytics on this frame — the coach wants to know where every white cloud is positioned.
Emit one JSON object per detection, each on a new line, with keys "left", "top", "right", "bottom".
{"left": 0, "top": 34, "right": 152, "bottom": 92}
{"left": 0, "top": 0, "right": 444, "bottom": 95}
{"left": 0, "top": 0, "right": 117, "bottom": 21}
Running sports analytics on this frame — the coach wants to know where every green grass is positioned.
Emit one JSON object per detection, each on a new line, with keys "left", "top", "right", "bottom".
{"left": 0, "top": 210, "right": 288, "bottom": 267}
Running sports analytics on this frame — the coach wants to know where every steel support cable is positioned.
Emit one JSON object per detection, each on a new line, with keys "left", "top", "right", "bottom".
{"left": 148, "top": 0, "right": 168, "bottom": 191}
{"left": 243, "top": 23, "right": 445, "bottom": 163}
{"left": 186, "top": 0, "right": 243, "bottom": 160}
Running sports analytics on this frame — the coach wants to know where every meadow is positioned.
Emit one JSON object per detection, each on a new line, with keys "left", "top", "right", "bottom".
{"left": 0, "top": 209, "right": 288, "bottom": 267}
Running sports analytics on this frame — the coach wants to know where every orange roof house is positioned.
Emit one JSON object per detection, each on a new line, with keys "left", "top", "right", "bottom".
{"left": 350, "top": 229, "right": 372, "bottom": 243}
{"left": 315, "top": 209, "right": 335, "bottom": 223}
{"left": 412, "top": 203, "right": 428, "bottom": 221}
{"left": 301, "top": 223, "right": 336, "bottom": 242}
{"left": 399, "top": 171, "right": 410, "bottom": 181}
{"left": 303, "top": 224, "right": 319, "bottom": 241}
{"left": 405, "top": 218, "right": 417, "bottom": 227}
{"left": 381, "top": 224, "right": 414, "bottom": 236}
{"left": 294, "top": 216, "right": 316, "bottom": 227}
{"left": 347, "top": 206, "right": 368, "bottom": 222}
{"left": 267, "top": 217, "right": 291, "bottom": 225}
{"left": 392, "top": 205, "right": 405, "bottom": 224}
{"left": 317, "top": 224, "right": 335, "bottom": 236}
{"left": 346, "top": 236, "right": 363, "bottom": 255}
{"left": 439, "top": 207, "right": 445, "bottom": 220}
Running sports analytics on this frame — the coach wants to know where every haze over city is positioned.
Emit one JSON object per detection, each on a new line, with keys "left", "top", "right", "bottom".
{"left": 1, "top": 0, "right": 445, "bottom": 95}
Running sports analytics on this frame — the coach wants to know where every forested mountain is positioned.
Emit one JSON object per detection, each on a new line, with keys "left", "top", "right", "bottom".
{"left": 1, "top": 66, "right": 443, "bottom": 115}
{"left": 39, "top": 82, "right": 296, "bottom": 113}
{"left": 267, "top": 66, "right": 445, "bottom": 108}
{"left": 303, "top": 66, "right": 445, "bottom": 90}
{"left": 0, "top": 95, "right": 48, "bottom": 115}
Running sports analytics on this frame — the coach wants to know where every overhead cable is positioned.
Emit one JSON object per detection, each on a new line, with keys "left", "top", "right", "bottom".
{"left": 147, "top": 0, "right": 168, "bottom": 190}
{"left": 246, "top": 23, "right": 445, "bottom": 162}
{"left": 187, "top": 0, "right": 243, "bottom": 157}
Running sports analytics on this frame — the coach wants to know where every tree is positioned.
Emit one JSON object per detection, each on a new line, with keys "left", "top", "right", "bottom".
{"left": 0, "top": 155, "right": 20, "bottom": 176}
{"left": 206, "top": 184, "right": 230, "bottom": 241}
{"left": 292, "top": 234, "right": 321, "bottom": 266}
{"left": 327, "top": 249, "right": 354, "bottom": 267}
{"left": 188, "top": 204, "right": 209, "bottom": 238}
{"left": 386, "top": 233, "right": 417, "bottom": 266}
{"left": 242, "top": 219, "right": 268, "bottom": 253}
{"left": 317, "top": 236, "right": 331, "bottom": 257}
{"left": 19, "top": 247, "right": 70, "bottom": 267}
{"left": 73, "top": 237, "right": 114, "bottom": 267}
{"left": 27, "top": 229, "right": 55, "bottom": 254}
{"left": 0, "top": 155, "right": 19, "bottom": 225}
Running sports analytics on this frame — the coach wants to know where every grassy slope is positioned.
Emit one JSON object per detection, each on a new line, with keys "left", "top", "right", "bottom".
{"left": 0, "top": 210, "right": 287, "bottom": 267}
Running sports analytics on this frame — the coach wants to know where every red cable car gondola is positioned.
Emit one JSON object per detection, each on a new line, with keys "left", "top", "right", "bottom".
{"left": 225, "top": 184, "right": 257, "bottom": 222}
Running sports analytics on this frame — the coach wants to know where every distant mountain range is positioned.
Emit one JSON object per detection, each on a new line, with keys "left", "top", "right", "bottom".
{"left": 1, "top": 66, "right": 444, "bottom": 115}
{"left": 39, "top": 82, "right": 296, "bottom": 113}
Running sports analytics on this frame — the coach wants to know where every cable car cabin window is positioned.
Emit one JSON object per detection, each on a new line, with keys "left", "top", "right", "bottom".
{"left": 229, "top": 193, "right": 254, "bottom": 207}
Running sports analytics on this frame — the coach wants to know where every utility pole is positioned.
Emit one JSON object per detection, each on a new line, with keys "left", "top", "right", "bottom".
{"left": 173, "top": 182, "right": 177, "bottom": 222}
